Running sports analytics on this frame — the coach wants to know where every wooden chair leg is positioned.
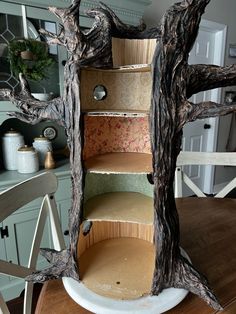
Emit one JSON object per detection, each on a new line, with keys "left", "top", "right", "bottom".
{"left": 23, "top": 282, "right": 34, "bottom": 314}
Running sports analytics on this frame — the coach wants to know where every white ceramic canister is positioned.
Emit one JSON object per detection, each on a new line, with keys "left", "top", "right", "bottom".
{"left": 17, "top": 146, "right": 39, "bottom": 174}
{"left": 2, "top": 129, "right": 25, "bottom": 170}
{"left": 33, "top": 135, "right": 52, "bottom": 166}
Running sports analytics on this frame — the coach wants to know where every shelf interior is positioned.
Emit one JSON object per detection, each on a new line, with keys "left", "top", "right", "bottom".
{"left": 112, "top": 38, "right": 156, "bottom": 67}
{"left": 84, "top": 152, "right": 152, "bottom": 174}
{"left": 81, "top": 67, "right": 151, "bottom": 112}
{"left": 84, "top": 192, "right": 153, "bottom": 224}
{"left": 84, "top": 116, "right": 150, "bottom": 160}
{"left": 79, "top": 237, "right": 155, "bottom": 300}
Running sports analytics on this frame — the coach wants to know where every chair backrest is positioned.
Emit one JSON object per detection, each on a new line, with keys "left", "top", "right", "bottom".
{"left": 175, "top": 151, "right": 236, "bottom": 198}
{"left": 0, "top": 172, "right": 66, "bottom": 314}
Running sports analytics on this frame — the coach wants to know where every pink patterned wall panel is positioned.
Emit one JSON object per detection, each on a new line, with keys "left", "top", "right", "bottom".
{"left": 84, "top": 116, "right": 151, "bottom": 159}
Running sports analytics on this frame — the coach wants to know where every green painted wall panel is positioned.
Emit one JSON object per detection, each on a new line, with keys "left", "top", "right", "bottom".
{"left": 85, "top": 173, "right": 153, "bottom": 202}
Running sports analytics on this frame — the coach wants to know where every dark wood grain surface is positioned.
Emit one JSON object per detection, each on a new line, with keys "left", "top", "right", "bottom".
{"left": 36, "top": 197, "right": 236, "bottom": 314}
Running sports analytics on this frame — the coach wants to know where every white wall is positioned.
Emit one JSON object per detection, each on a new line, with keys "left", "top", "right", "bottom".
{"left": 144, "top": 0, "right": 236, "bottom": 187}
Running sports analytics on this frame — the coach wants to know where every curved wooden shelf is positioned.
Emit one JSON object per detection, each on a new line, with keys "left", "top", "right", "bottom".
{"left": 83, "top": 109, "right": 149, "bottom": 117}
{"left": 84, "top": 192, "right": 153, "bottom": 224}
{"left": 84, "top": 152, "right": 152, "bottom": 174}
{"left": 79, "top": 237, "right": 155, "bottom": 300}
{"left": 82, "top": 64, "right": 151, "bottom": 73}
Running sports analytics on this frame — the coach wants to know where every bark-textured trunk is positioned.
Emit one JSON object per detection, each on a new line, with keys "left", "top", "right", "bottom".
{"left": 149, "top": 1, "right": 223, "bottom": 309}
{"left": 63, "top": 59, "right": 84, "bottom": 280}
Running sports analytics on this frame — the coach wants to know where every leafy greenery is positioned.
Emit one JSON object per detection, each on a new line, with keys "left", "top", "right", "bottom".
{"left": 8, "top": 39, "right": 55, "bottom": 81}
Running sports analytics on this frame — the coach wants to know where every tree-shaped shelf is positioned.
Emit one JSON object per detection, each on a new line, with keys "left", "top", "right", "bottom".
{"left": 5, "top": 1, "right": 236, "bottom": 312}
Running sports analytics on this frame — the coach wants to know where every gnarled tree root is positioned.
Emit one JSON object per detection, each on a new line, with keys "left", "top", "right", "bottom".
{"left": 25, "top": 248, "right": 79, "bottom": 283}
{"left": 152, "top": 254, "right": 222, "bottom": 311}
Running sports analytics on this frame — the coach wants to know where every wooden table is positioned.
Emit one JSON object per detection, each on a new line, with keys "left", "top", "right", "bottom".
{"left": 36, "top": 198, "right": 236, "bottom": 314}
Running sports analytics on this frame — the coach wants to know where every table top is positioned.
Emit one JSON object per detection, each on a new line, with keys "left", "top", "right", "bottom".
{"left": 36, "top": 197, "right": 236, "bottom": 314}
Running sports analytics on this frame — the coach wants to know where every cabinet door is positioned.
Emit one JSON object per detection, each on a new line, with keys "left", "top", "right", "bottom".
{"left": 0, "top": 3, "right": 67, "bottom": 113}
{"left": 4, "top": 207, "right": 52, "bottom": 267}
{"left": 24, "top": 5, "right": 66, "bottom": 97}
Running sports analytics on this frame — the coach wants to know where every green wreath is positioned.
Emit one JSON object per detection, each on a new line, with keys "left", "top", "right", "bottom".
{"left": 8, "top": 39, "right": 55, "bottom": 81}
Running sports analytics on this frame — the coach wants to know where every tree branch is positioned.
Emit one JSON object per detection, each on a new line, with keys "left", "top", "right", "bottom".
{"left": 49, "top": 1, "right": 86, "bottom": 55}
{"left": 8, "top": 97, "right": 66, "bottom": 126}
{"left": 0, "top": 89, "right": 11, "bottom": 100}
{"left": 1, "top": 74, "right": 66, "bottom": 126}
{"left": 178, "top": 100, "right": 236, "bottom": 128}
{"left": 40, "top": 1, "right": 159, "bottom": 69}
{"left": 39, "top": 27, "right": 65, "bottom": 46}
{"left": 190, "top": 101, "right": 236, "bottom": 120}
{"left": 26, "top": 249, "right": 79, "bottom": 283}
{"left": 187, "top": 64, "right": 236, "bottom": 98}
{"left": 49, "top": 0, "right": 81, "bottom": 21}
{"left": 87, "top": 2, "right": 161, "bottom": 39}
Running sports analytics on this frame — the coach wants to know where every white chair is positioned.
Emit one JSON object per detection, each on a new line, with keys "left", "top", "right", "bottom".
{"left": 0, "top": 172, "right": 66, "bottom": 314}
{"left": 175, "top": 151, "right": 236, "bottom": 198}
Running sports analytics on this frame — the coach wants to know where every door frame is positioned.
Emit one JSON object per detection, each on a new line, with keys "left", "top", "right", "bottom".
{"left": 198, "top": 19, "right": 227, "bottom": 194}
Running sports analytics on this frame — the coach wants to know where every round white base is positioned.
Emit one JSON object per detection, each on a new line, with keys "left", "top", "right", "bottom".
{"left": 63, "top": 277, "right": 188, "bottom": 314}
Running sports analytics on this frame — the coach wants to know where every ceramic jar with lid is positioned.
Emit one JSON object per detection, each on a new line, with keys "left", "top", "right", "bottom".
{"left": 33, "top": 135, "right": 52, "bottom": 166}
{"left": 2, "top": 129, "right": 25, "bottom": 170}
{"left": 17, "top": 146, "right": 39, "bottom": 174}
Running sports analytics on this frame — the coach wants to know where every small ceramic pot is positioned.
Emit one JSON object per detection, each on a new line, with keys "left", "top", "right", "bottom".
{"left": 33, "top": 135, "right": 52, "bottom": 166}
{"left": 2, "top": 129, "right": 25, "bottom": 170}
{"left": 17, "top": 146, "right": 39, "bottom": 174}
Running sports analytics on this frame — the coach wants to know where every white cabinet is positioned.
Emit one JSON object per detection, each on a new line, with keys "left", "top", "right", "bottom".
{"left": 0, "top": 162, "right": 71, "bottom": 301}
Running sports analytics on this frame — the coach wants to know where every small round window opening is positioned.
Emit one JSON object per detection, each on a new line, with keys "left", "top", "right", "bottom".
{"left": 93, "top": 85, "right": 107, "bottom": 101}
